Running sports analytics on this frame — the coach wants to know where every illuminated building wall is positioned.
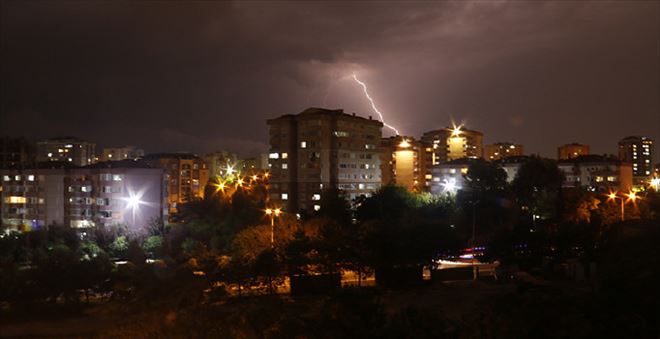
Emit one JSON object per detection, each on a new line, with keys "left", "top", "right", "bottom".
{"left": 268, "top": 108, "right": 383, "bottom": 212}
{"left": 557, "top": 143, "right": 589, "bottom": 160}
{"left": 558, "top": 154, "right": 632, "bottom": 192}
{"left": 618, "top": 136, "right": 654, "bottom": 186}
{"left": 380, "top": 136, "right": 422, "bottom": 191}
{"left": 37, "top": 137, "right": 96, "bottom": 166}
{"left": 143, "top": 153, "right": 208, "bottom": 216}
{"left": 485, "top": 142, "right": 524, "bottom": 161}
{"left": 0, "top": 160, "right": 167, "bottom": 232}
{"left": 205, "top": 151, "right": 239, "bottom": 178}
{"left": 429, "top": 158, "right": 477, "bottom": 196}
{"left": 100, "top": 146, "right": 144, "bottom": 162}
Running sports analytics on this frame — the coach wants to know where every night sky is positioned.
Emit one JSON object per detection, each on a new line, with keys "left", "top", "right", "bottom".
{"left": 1, "top": 1, "right": 658, "bottom": 160}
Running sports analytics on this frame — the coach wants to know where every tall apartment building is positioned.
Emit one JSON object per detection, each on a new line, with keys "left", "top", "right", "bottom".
{"left": 267, "top": 108, "right": 383, "bottom": 212}
{"left": 485, "top": 142, "right": 523, "bottom": 161}
{"left": 143, "top": 153, "right": 209, "bottom": 215}
{"left": 100, "top": 146, "right": 144, "bottom": 162}
{"left": 37, "top": 137, "right": 96, "bottom": 166}
{"left": 558, "top": 154, "right": 632, "bottom": 192}
{"left": 421, "top": 126, "right": 482, "bottom": 190}
{"left": 558, "top": 143, "right": 589, "bottom": 160}
{"left": 618, "top": 136, "right": 654, "bottom": 186}
{"left": 0, "top": 137, "right": 36, "bottom": 169}
{"left": 380, "top": 136, "right": 423, "bottom": 191}
{"left": 0, "top": 160, "right": 167, "bottom": 231}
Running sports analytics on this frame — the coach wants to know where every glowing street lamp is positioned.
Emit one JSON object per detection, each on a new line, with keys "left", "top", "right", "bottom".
{"left": 650, "top": 177, "right": 660, "bottom": 191}
{"left": 607, "top": 190, "right": 640, "bottom": 222}
{"left": 441, "top": 178, "right": 459, "bottom": 194}
{"left": 265, "top": 208, "right": 282, "bottom": 247}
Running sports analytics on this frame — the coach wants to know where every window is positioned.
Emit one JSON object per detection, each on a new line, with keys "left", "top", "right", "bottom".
{"left": 282, "top": 153, "right": 288, "bottom": 159}
{"left": 365, "top": 144, "right": 376, "bottom": 150}
{"left": 6, "top": 196, "right": 26, "bottom": 204}
{"left": 282, "top": 163, "right": 288, "bottom": 169}
{"left": 3, "top": 175, "right": 10, "bottom": 181}
{"left": 313, "top": 205, "right": 321, "bottom": 211}
{"left": 312, "top": 194, "right": 321, "bottom": 201}
{"left": 113, "top": 174, "right": 123, "bottom": 181}
{"left": 100, "top": 173, "right": 112, "bottom": 181}
{"left": 300, "top": 141, "right": 307, "bottom": 148}
{"left": 81, "top": 186, "right": 92, "bottom": 192}
{"left": 281, "top": 193, "right": 288, "bottom": 200}
{"left": 607, "top": 176, "right": 616, "bottom": 182}
{"left": 14, "top": 175, "right": 21, "bottom": 181}
{"left": 334, "top": 131, "right": 349, "bottom": 137}
{"left": 595, "top": 176, "right": 604, "bottom": 182}
{"left": 269, "top": 153, "right": 279, "bottom": 159}
{"left": 358, "top": 183, "right": 365, "bottom": 189}
{"left": 27, "top": 175, "right": 35, "bottom": 181}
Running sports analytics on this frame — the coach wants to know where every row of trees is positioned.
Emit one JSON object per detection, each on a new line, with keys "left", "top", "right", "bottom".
{"left": 2, "top": 156, "right": 658, "bottom": 306}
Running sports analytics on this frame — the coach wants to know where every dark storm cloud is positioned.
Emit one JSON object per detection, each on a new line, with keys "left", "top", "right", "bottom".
{"left": 1, "top": 1, "right": 658, "bottom": 159}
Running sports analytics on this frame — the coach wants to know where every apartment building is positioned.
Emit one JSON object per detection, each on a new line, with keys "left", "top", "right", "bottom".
{"left": 37, "top": 137, "right": 96, "bottom": 166}
{"left": 267, "top": 108, "right": 383, "bottom": 212}
{"left": 0, "top": 160, "right": 167, "bottom": 232}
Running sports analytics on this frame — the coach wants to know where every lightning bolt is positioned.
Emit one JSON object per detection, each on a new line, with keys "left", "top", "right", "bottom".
{"left": 352, "top": 74, "right": 400, "bottom": 135}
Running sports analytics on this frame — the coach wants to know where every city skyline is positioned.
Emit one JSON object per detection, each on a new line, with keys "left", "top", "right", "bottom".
{"left": 1, "top": 1, "right": 658, "bottom": 160}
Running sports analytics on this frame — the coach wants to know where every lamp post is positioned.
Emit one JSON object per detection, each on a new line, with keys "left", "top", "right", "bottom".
{"left": 607, "top": 190, "right": 639, "bottom": 222}
{"left": 265, "top": 208, "right": 282, "bottom": 247}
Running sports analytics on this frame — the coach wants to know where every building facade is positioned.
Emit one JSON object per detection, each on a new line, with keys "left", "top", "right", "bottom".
{"left": 144, "top": 153, "right": 209, "bottom": 215}
{"left": 100, "top": 146, "right": 144, "bottom": 162}
{"left": 380, "top": 136, "right": 423, "bottom": 191}
{"left": 429, "top": 158, "right": 476, "bottom": 196}
{"left": 37, "top": 137, "right": 96, "bottom": 166}
{"left": 267, "top": 108, "right": 383, "bottom": 212}
{"left": 485, "top": 142, "right": 523, "bottom": 161}
{"left": 618, "top": 136, "right": 653, "bottom": 187}
{"left": 558, "top": 143, "right": 589, "bottom": 160}
{"left": 1, "top": 160, "right": 167, "bottom": 232}
{"left": 558, "top": 155, "right": 632, "bottom": 192}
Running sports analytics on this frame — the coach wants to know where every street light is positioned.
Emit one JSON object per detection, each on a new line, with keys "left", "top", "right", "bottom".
{"left": 265, "top": 208, "right": 282, "bottom": 247}
{"left": 650, "top": 177, "right": 659, "bottom": 191}
{"left": 606, "top": 190, "right": 640, "bottom": 222}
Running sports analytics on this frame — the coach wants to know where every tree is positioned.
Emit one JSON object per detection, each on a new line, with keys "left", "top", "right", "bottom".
{"left": 512, "top": 156, "right": 564, "bottom": 221}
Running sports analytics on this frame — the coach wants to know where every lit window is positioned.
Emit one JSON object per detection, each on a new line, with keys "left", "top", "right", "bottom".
{"left": 47, "top": 153, "right": 53, "bottom": 158}
{"left": 301, "top": 141, "right": 307, "bottom": 148}
{"left": 425, "top": 174, "right": 432, "bottom": 180}
{"left": 460, "top": 168, "right": 468, "bottom": 174}
{"left": 68, "top": 158, "right": 72, "bottom": 162}
{"left": 595, "top": 176, "right": 604, "bottom": 182}
{"left": 65, "top": 144, "right": 73, "bottom": 148}
{"left": 312, "top": 194, "right": 321, "bottom": 201}
{"left": 269, "top": 153, "right": 279, "bottom": 159}
{"left": 313, "top": 205, "right": 321, "bottom": 211}
{"left": 14, "top": 175, "right": 21, "bottom": 181}
{"left": 58, "top": 149, "right": 64, "bottom": 153}
{"left": 607, "top": 176, "right": 616, "bottom": 182}
{"left": 108, "top": 154, "right": 113, "bottom": 158}
{"left": 281, "top": 193, "right": 288, "bottom": 200}
{"left": 6, "top": 196, "right": 27, "bottom": 203}
{"left": 282, "top": 153, "right": 288, "bottom": 159}
{"left": 3, "top": 175, "right": 10, "bottom": 182}
{"left": 112, "top": 174, "right": 123, "bottom": 181}
{"left": 282, "top": 163, "right": 288, "bottom": 169}
{"left": 358, "top": 183, "right": 365, "bottom": 189}
{"left": 449, "top": 169, "right": 456, "bottom": 174}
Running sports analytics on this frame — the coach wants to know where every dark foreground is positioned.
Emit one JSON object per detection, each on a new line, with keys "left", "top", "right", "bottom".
{"left": 2, "top": 275, "right": 656, "bottom": 339}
